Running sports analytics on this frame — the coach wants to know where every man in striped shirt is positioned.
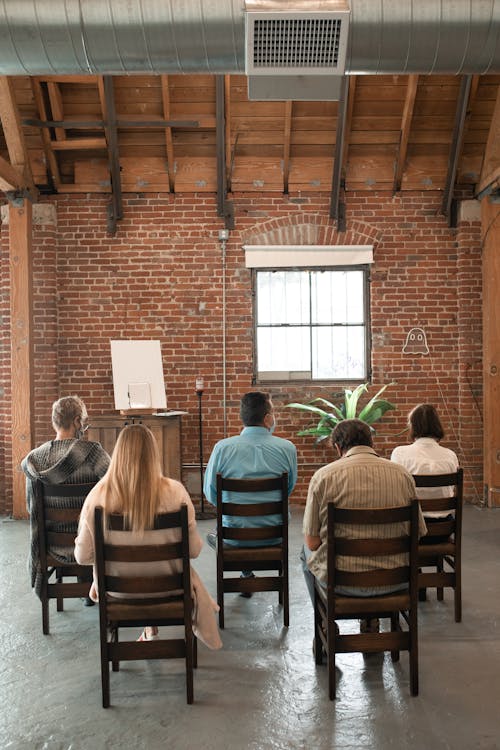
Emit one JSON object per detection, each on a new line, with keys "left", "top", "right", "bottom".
{"left": 302, "top": 419, "right": 426, "bottom": 633}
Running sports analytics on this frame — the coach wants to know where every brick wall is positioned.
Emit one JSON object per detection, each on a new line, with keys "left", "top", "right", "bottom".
{"left": 0, "top": 191, "right": 483, "bottom": 514}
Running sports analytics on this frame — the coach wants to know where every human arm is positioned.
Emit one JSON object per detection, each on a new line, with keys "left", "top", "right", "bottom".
{"left": 202, "top": 443, "right": 220, "bottom": 507}
{"left": 302, "top": 470, "right": 324, "bottom": 551}
{"left": 74, "top": 487, "right": 100, "bottom": 565}
{"left": 287, "top": 444, "right": 298, "bottom": 495}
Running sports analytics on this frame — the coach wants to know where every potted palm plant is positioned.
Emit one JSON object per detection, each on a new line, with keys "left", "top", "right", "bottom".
{"left": 285, "top": 383, "right": 395, "bottom": 444}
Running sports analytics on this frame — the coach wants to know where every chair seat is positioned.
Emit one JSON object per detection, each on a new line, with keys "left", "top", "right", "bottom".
{"left": 418, "top": 542, "right": 455, "bottom": 558}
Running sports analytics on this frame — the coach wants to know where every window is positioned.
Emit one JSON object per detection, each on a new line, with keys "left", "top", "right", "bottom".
{"left": 254, "top": 267, "right": 370, "bottom": 381}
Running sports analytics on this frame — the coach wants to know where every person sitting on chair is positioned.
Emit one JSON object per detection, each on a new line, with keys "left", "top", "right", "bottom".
{"left": 390, "top": 403, "right": 459, "bottom": 530}
{"left": 74, "top": 424, "right": 222, "bottom": 649}
{"left": 391, "top": 403, "right": 459, "bottom": 599}
{"left": 302, "top": 419, "right": 427, "bottom": 637}
{"left": 203, "top": 391, "right": 297, "bottom": 596}
{"left": 21, "top": 395, "right": 110, "bottom": 605}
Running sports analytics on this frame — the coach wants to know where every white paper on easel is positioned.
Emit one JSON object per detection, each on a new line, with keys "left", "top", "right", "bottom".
{"left": 110, "top": 340, "right": 167, "bottom": 410}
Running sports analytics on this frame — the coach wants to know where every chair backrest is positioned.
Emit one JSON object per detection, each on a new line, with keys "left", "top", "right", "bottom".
{"left": 327, "top": 501, "right": 419, "bottom": 595}
{"left": 94, "top": 505, "right": 192, "bottom": 607}
{"left": 35, "top": 481, "right": 97, "bottom": 568}
{"left": 412, "top": 468, "right": 463, "bottom": 541}
{"left": 215, "top": 473, "right": 288, "bottom": 546}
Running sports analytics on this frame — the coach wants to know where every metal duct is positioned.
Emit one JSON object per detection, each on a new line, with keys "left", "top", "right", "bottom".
{"left": 0, "top": 0, "right": 499, "bottom": 76}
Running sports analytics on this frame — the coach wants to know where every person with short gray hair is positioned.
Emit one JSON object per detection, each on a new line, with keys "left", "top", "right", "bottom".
{"left": 22, "top": 395, "right": 110, "bottom": 603}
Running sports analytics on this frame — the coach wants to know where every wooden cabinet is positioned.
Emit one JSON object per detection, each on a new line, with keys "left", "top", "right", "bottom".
{"left": 87, "top": 413, "right": 183, "bottom": 481}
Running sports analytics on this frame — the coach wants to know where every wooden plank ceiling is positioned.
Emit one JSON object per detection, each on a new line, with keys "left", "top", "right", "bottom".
{"left": 1, "top": 72, "right": 499, "bottom": 200}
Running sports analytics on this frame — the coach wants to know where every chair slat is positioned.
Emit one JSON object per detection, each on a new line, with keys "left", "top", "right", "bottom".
{"left": 221, "top": 501, "right": 283, "bottom": 517}
{"left": 222, "top": 526, "right": 283, "bottom": 541}
{"left": 333, "top": 505, "right": 412, "bottom": 524}
{"left": 104, "top": 573, "right": 183, "bottom": 594}
{"left": 334, "top": 566, "right": 410, "bottom": 587}
{"left": 334, "top": 537, "right": 410, "bottom": 556}
{"left": 103, "top": 542, "right": 183, "bottom": 562}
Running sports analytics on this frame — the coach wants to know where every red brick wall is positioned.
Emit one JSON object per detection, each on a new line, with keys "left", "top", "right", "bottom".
{"left": 0, "top": 191, "right": 483, "bottom": 514}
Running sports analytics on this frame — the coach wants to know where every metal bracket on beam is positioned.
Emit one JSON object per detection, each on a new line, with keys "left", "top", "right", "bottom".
{"left": 5, "top": 187, "right": 38, "bottom": 206}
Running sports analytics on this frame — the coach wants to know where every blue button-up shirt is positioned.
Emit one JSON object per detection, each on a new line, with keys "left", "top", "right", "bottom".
{"left": 203, "top": 426, "right": 298, "bottom": 546}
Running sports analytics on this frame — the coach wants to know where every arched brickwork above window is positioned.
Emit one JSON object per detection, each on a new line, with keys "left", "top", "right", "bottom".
{"left": 241, "top": 216, "right": 381, "bottom": 250}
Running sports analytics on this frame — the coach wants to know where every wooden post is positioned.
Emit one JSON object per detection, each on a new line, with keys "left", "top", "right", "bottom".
{"left": 481, "top": 197, "right": 500, "bottom": 507}
{"left": 9, "top": 199, "right": 33, "bottom": 518}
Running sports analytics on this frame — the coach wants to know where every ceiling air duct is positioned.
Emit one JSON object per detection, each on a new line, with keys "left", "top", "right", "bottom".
{"left": 245, "top": 2, "right": 350, "bottom": 101}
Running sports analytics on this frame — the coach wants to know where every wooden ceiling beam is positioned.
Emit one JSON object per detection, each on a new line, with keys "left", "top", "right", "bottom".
{"left": 160, "top": 75, "right": 175, "bottom": 192}
{"left": 0, "top": 155, "right": 24, "bottom": 191}
{"left": 216, "top": 75, "right": 234, "bottom": 229}
{"left": 51, "top": 138, "right": 107, "bottom": 151}
{"left": 225, "top": 75, "right": 232, "bottom": 192}
{"left": 24, "top": 117, "right": 200, "bottom": 129}
{"left": 0, "top": 76, "right": 35, "bottom": 190}
{"left": 46, "top": 81, "right": 66, "bottom": 142}
{"left": 330, "top": 76, "right": 349, "bottom": 229}
{"left": 478, "top": 81, "right": 500, "bottom": 198}
{"left": 98, "top": 76, "right": 123, "bottom": 234}
{"left": 31, "top": 78, "right": 60, "bottom": 188}
{"left": 341, "top": 75, "right": 356, "bottom": 177}
{"left": 393, "top": 74, "right": 419, "bottom": 193}
{"left": 441, "top": 75, "right": 473, "bottom": 223}
{"left": 283, "top": 101, "right": 293, "bottom": 194}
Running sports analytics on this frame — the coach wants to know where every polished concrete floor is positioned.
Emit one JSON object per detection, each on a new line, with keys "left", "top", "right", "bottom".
{"left": 1, "top": 504, "right": 500, "bottom": 750}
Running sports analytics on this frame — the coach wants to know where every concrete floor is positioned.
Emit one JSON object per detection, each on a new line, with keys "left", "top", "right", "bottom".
{"left": 1, "top": 504, "right": 500, "bottom": 750}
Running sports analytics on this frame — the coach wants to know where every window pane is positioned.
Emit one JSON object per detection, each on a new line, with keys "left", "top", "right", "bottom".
{"left": 311, "top": 270, "right": 364, "bottom": 324}
{"left": 312, "top": 326, "right": 366, "bottom": 379}
{"left": 257, "top": 271, "right": 309, "bottom": 325}
{"left": 257, "top": 327, "right": 311, "bottom": 375}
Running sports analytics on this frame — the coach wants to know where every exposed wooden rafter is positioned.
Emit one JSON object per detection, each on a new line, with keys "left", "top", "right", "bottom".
{"left": 283, "top": 101, "right": 293, "bottom": 194}
{"left": 0, "top": 76, "right": 36, "bottom": 194}
{"left": 393, "top": 75, "right": 419, "bottom": 193}
{"left": 341, "top": 75, "right": 356, "bottom": 178}
{"left": 31, "top": 78, "right": 60, "bottom": 188}
{"left": 478, "top": 81, "right": 500, "bottom": 198}
{"left": 224, "top": 75, "right": 232, "bottom": 192}
{"left": 0, "top": 154, "right": 23, "bottom": 191}
{"left": 441, "top": 75, "right": 473, "bottom": 224}
{"left": 98, "top": 76, "right": 123, "bottom": 234}
{"left": 216, "top": 75, "right": 234, "bottom": 229}
{"left": 330, "top": 76, "right": 349, "bottom": 229}
{"left": 160, "top": 75, "right": 176, "bottom": 192}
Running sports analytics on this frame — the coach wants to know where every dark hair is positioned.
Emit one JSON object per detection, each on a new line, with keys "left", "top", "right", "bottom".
{"left": 240, "top": 391, "right": 272, "bottom": 426}
{"left": 408, "top": 403, "right": 444, "bottom": 441}
{"left": 331, "top": 419, "right": 373, "bottom": 453}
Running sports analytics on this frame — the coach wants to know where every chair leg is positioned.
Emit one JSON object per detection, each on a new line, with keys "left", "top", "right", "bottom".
{"left": 56, "top": 568, "right": 64, "bottom": 611}
{"left": 328, "top": 639, "right": 336, "bottom": 700}
{"left": 41, "top": 577, "right": 50, "bottom": 635}
{"left": 193, "top": 635, "right": 198, "bottom": 669}
{"left": 409, "top": 609, "right": 419, "bottom": 697}
{"left": 455, "top": 570, "right": 462, "bottom": 623}
{"left": 390, "top": 613, "right": 400, "bottom": 662}
{"left": 101, "top": 640, "right": 110, "bottom": 708}
{"left": 186, "top": 630, "right": 194, "bottom": 705}
{"left": 437, "top": 557, "right": 444, "bottom": 601}
{"left": 111, "top": 626, "right": 120, "bottom": 672}
{"left": 283, "top": 571, "right": 289, "bottom": 628}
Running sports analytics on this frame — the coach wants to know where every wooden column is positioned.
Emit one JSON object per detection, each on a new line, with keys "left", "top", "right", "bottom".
{"left": 9, "top": 200, "right": 34, "bottom": 518}
{"left": 482, "top": 197, "right": 500, "bottom": 507}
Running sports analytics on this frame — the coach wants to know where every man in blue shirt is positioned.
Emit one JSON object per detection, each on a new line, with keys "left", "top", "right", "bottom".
{"left": 203, "top": 391, "right": 298, "bottom": 595}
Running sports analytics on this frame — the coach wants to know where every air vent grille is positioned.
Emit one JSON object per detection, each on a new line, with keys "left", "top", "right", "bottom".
{"left": 246, "top": 11, "right": 350, "bottom": 76}
{"left": 253, "top": 17, "right": 343, "bottom": 69}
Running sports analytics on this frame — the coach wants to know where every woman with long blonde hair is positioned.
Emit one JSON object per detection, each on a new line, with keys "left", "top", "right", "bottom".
{"left": 75, "top": 424, "right": 221, "bottom": 648}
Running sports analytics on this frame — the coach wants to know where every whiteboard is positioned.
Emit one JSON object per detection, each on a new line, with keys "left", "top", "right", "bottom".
{"left": 110, "top": 340, "right": 167, "bottom": 410}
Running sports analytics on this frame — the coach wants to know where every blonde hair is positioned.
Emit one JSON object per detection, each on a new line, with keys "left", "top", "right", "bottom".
{"left": 101, "top": 424, "right": 162, "bottom": 532}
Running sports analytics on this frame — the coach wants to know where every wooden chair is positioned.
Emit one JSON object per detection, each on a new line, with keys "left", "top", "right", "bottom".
{"left": 413, "top": 468, "right": 464, "bottom": 622}
{"left": 94, "top": 505, "right": 197, "bottom": 707}
{"left": 314, "top": 500, "right": 419, "bottom": 700}
{"left": 216, "top": 472, "right": 289, "bottom": 629}
{"left": 34, "top": 480, "right": 96, "bottom": 635}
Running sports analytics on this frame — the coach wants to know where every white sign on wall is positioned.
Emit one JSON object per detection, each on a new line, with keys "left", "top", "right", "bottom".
{"left": 110, "top": 340, "right": 167, "bottom": 411}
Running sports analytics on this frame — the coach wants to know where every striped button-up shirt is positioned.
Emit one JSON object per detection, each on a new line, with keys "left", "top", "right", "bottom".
{"left": 303, "top": 446, "right": 427, "bottom": 588}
